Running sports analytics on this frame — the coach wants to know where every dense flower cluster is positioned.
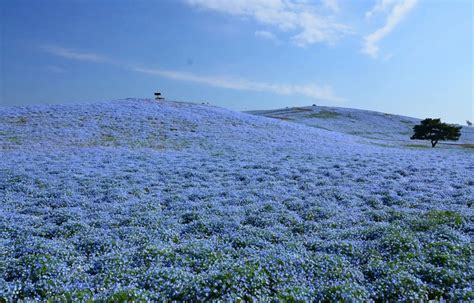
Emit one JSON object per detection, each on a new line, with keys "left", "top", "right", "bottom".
{"left": 1, "top": 99, "right": 472, "bottom": 301}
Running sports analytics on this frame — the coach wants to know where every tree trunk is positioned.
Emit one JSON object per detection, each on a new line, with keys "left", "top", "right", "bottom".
{"left": 431, "top": 139, "right": 438, "bottom": 147}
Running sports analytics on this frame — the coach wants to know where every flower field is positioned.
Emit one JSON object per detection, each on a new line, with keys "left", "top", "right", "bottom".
{"left": 0, "top": 99, "right": 472, "bottom": 301}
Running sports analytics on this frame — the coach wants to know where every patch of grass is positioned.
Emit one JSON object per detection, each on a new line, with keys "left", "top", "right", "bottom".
{"left": 47, "top": 289, "right": 94, "bottom": 303}
{"left": 292, "top": 107, "right": 313, "bottom": 112}
{"left": 83, "top": 133, "right": 120, "bottom": 147}
{"left": 268, "top": 115, "right": 293, "bottom": 121}
{"left": 361, "top": 208, "right": 472, "bottom": 301}
{"left": 380, "top": 227, "right": 419, "bottom": 254}
{"left": 410, "top": 210, "right": 464, "bottom": 233}
{"left": 7, "top": 136, "right": 21, "bottom": 144}
{"left": 306, "top": 110, "right": 340, "bottom": 119}
{"left": 309, "top": 124, "right": 330, "bottom": 130}
{"left": 425, "top": 210, "right": 463, "bottom": 228}
{"left": 16, "top": 116, "right": 28, "bottom": 124}
{"left": 404, "top": 144, "right": 430, "bottom": 149}
{"left": 349, "top": 131, "right": 372, "bottom": 135}
{"left": 269, "top": 107, "right": 313, "bottom": 115}
{"left": 459, "top": 144, "right": 474, "bottom": 148}
{"left": 370, "top": 142, "right": 395, "bottom": 148}
{"left": 106, "top": 289, "right": 148, "bottom": 303}
{"left": 103, "top": 136, "right": 116, "bottom": 143}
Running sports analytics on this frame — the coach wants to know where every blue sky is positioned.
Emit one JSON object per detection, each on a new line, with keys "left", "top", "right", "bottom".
{"left": 1, "top": 0, "right": 472, "bottom": 123}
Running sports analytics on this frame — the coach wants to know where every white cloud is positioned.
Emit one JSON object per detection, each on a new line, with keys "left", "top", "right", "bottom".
{"left": 41, "top": 44, "right": 345, "bottom": 102}
{"left": 41, "top": 45, "right": 106, "bottom": 62}
{"left": 134, "top": 67, "right": 345, "bottom": 102}
{"left": 365, "top": 0, "right": 394, "bottom": 19}
{"left": 186, "top": 0, "right": 349, "bottom": 46}
{"left": 255, "top": 30, "right": 280, "bottom": 43}
{"left": 323, "top": 0, "right": 339, "bottom": 13}
{"left": 363, "top": 0, "right": 418, "bottom": 58}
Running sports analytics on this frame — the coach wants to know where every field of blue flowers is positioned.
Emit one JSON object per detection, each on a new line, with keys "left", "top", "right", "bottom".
{"left": 1, "top": 99, "right": 473, "bottom": 301}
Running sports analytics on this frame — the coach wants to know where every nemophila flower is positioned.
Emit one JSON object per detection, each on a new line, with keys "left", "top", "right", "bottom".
{"left": 0, "top": 99, "right": 472, "bottom": 301}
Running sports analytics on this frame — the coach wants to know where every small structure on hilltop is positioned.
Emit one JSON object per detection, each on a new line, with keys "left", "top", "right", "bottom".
{"left": 467, "top": 120, "right": 472, "bottom": 127}
{"left": 154, "top": 92, "right": 165, "bottom": 101}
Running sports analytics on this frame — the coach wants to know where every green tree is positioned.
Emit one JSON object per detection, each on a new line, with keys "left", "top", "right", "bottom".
{"left": 411, "top": 118, "right": 461, "bottom": 147}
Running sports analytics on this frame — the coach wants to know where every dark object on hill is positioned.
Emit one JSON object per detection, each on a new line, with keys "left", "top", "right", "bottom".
{"left": 467, "top": 120, "right": 472, "bottom": 126}
{"left": 312, "top": 104, "right": 317, "bottom": 106}
{"left": 410, "top": 118, "right": 461, "bottom": 147}
{"left": 154, "top": 92, "right": 165, "bottom": 100}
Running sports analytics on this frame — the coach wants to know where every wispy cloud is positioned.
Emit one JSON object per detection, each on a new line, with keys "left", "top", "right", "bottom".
{"left": 323, "top": 0, "right": 340, "bottom": 13}
{"left": 365, "top": 0, "right": 394, "bottom": 19}
{"left": 40, "top": 45, "right": 107, "bottom": 62}
{"left": 363, "top": 0, "right": 418, "bottom": 58}
{"left": 255, "top": 30, "right": 280, "bottom": 44}
{"left": 134, "top": 67, "right": 345, "bottom": 102}
{"left": 185, "top": 0, "right": 349, "bottom": 47}
{"left": 42, "top": 44, "right": 344, "bottom": 102}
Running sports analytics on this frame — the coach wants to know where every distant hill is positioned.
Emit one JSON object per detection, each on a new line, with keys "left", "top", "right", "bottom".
{"left": 247, "top": 105, "right": 474, "bottom": 146}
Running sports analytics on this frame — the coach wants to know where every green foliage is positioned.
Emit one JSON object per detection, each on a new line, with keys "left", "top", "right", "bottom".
{"left": 47, "top": 290, "right": 94, "bottom": 303}
{"left": 404, "top": 143, "right": 430, "bottom": 149}
{"left": 361, "top": 209, "right": 472, "bottom": 301}
{"left": 411, "top": 118, "right": 462, "bottom": 147}
{"left": 105, "top": 289, "right": 148, "bottom": 302}
{"left": 320, "top": 282, "right": 370, "bottom": 302}
{"left": 380, "top": 227, "right": 419, "bottom": 255}
{"left": 16, "top": 116, "right": 28, "bottom": 124}
{"left": 425, "top": 210, "right": 464, "bottom": 228}
{"left": 412, "top": 210, "right": 464, "bottom": 231}
{"left": 306, "top": 110, "right": 340, "bottom": 119}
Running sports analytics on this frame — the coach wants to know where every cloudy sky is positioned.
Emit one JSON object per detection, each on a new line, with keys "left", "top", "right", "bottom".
{"left": 1, "top": 0, "right": 472, "bottom": 123}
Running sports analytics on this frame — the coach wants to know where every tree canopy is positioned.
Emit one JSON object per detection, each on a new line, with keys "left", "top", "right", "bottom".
{"left": 411, "top": 118, "right": 461, "bottom": 147}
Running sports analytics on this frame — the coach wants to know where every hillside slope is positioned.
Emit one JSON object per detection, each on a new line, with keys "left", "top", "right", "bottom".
{"left": 248, "top": 105, "right": 474, "bottom": 145}
{"left": 0, "top": 99, "right": 473, "bottom": 301}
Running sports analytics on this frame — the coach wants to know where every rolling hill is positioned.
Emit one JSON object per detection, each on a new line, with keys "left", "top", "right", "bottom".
{"left": 248, "top": 105, "right": 474, "bottom": 146}
{"left": 0, "top": 99, "right": 472, "bottom": 301}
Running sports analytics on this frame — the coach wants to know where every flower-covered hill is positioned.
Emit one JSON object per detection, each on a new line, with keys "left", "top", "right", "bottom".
{"left": 248, "top": 105, "right": 474, "bottom": 145}
{"left": 0, "top": 99, "right": 473, "bottom": 301}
